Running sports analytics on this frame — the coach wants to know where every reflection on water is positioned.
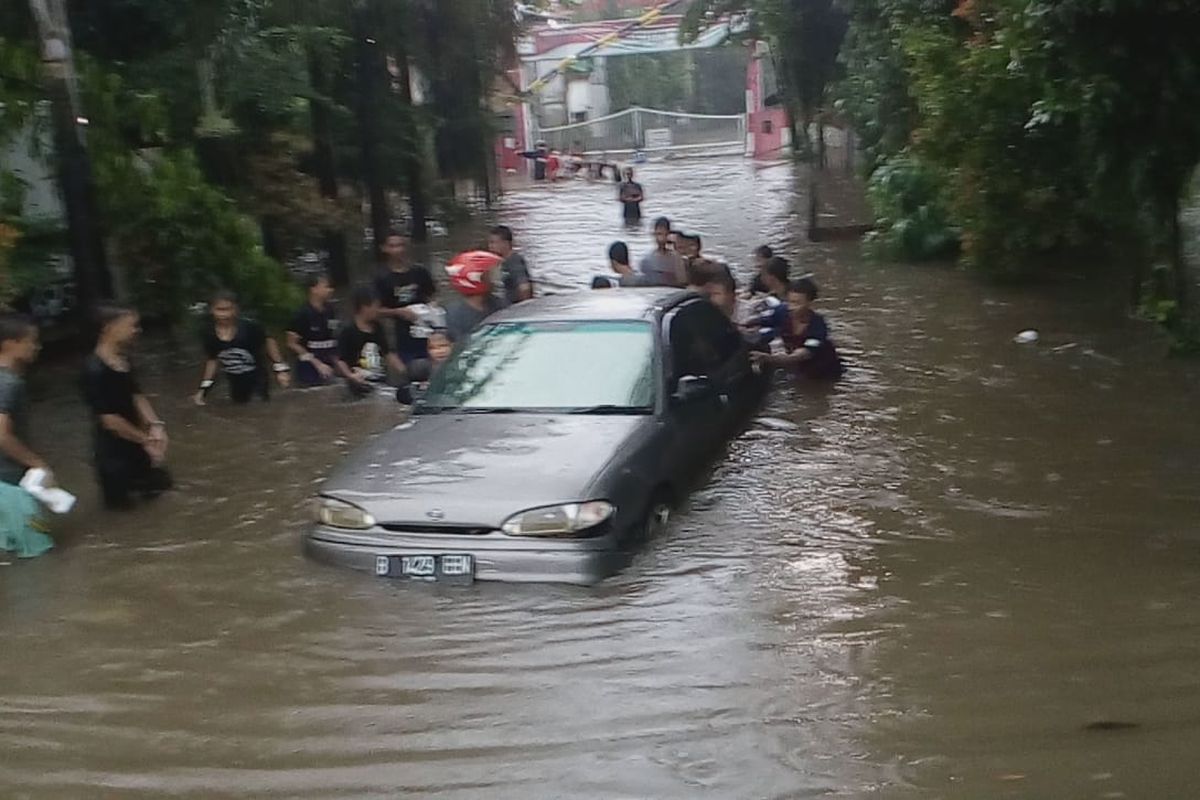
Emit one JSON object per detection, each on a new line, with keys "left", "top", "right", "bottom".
{"left": 3, "top": 159, "right": 1200, "bottom": 798}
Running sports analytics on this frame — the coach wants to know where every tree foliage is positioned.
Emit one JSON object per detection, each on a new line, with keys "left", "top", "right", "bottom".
{"left": 0, "top": 0, "right": 523, "bottom": 320}
{"left": 839, "top": 0, "right": 1200, "bottom": 328}
{"left": 682, "top": 0, "right": 848, "bottom": 151}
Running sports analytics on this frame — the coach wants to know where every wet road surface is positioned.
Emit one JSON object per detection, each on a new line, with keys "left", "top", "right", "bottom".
{"left": 3, "top": 159, "right": 1200, "bottom": 798}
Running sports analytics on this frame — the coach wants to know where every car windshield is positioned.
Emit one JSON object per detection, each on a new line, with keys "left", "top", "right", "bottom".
{"left": 421, "top": 320, "right": 656, "bottom": 413}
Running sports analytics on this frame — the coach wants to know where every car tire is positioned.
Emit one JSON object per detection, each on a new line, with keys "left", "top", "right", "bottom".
{"left": 643, "top": 494, "right": 672, "bottom": 539}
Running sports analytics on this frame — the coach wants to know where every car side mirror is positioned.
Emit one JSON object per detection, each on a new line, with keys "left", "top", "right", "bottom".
{"left": 672, "top": 375, "right": 713, "bottom": 405}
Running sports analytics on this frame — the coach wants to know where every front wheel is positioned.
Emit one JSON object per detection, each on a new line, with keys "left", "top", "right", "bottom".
{"left": 643, "top": 497, "right": 672, "bottom": 539}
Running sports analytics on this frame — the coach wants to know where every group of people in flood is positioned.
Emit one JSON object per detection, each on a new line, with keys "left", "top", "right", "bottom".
{"left": 214, "top": 227, "right": 532, "bottom": 410}
{"left": 520, "top": 139, "right": 640, "bottom": 184}
{"left": 0, "top": 206, "right": 842, "bottom": 559}
{"left": 595, "top": 216, "right": 845, "bottom": 381}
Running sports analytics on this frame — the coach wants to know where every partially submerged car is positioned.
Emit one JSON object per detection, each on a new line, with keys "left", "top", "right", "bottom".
{"left": 306, "top": 288, "right": 763, "bottom": 584}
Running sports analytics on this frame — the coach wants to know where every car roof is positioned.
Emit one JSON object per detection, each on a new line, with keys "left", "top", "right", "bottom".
{"left": 485, "top": 288, "right": 696, "bottom": 324}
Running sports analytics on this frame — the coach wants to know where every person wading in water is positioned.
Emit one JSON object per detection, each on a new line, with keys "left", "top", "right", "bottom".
{"left": 618, "top": 167, "right": 644, "bottom": 225}
{"left": 82, "top": 305, "right": 173, "bottom": 510}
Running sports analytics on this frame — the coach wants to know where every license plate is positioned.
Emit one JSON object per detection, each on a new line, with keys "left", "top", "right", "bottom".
{"left": 375, "top": 554, "right": 474, "bottom": 584}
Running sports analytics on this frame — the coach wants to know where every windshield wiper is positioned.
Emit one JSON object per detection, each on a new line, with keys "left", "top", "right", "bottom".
{"left": 456, "top": 407, "right": 525, "bottom": 414}
{"left": 415, "top": 405, "right": 521, "bottom": 415}
{"left": 567, "top": 405, "right": 652, "bottom": 415}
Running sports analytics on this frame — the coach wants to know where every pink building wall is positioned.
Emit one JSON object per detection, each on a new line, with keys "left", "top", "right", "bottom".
{"left": 746, "top": 48, "right": 788, "bottom": 160}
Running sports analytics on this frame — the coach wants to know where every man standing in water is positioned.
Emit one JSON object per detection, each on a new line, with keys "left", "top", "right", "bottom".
{"left": 374, "top": 231, "right": 441, "bottom": 372}
{"left": 287, "top": 273, "right": 339, "bottom": 386}
{"left": 618, "top": 167, "right": 644, "bottom": 225}
{"left": 0, "top": 315, "right": 54, "bottom": 558}
{"left": 82, "top": 305, "right": 172, "bottom": 510}
{"left": 0, "top": 315, "right": 46, "bottom": 484}
{"left": 336, "top": 286, "right": 412, "bottom": 402}
{"left": 487, "top": 225, "right": 533, "bottom": 305}
{"left": 194, "top": 291, "right": 290, "bottom": 406}
{"left": 638, "top": 217, "right": 685, "bottom": 287}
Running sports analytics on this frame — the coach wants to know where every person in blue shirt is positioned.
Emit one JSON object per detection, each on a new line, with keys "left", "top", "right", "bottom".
{"left": 739, "top": 257, "right": 789, "bottom": 348}
{"left": 751, "top": 277, "right": 843, "bottom": 380}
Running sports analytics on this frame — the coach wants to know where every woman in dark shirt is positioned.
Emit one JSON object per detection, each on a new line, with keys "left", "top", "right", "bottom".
{"left": 82, "top": 305, "right": 173, "bottom": 509}
{"left": 751, "top": 278, "right": 844, "bottom": 380}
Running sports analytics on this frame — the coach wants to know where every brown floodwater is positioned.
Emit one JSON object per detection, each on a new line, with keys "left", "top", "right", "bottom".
{"left": 3, "top": 159, "right": 1200, "bottom": 798}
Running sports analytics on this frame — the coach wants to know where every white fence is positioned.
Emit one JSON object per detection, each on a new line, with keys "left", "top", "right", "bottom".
{"left": 535, "top": 106, "right": 747, "bottom": 159}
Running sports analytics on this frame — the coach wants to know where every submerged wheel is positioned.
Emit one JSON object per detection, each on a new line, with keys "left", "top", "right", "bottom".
{"left": 643, "top": 495, "right": 672, "bottom": 539}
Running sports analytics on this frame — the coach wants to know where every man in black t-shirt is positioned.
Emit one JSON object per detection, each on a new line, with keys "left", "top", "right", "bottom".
{"left": 373, "top": 231, "right": 442, "bottom": 368}
{"left": 82, "top": 305, "right": 173, "bottom": 509}
{"left": 287, "top": 273, "right": 339, "bottom": 386}
{"left": 336, "top": 286, "right": 410, "bottom": 401}
{"left": 195, "top": 291, "right": 290, "bottom": 405}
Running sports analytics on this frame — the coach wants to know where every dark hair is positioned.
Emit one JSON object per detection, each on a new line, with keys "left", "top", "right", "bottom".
{"left": 210, "top": 289, "right": 238, "bottom": 306}
{"left": 351, "top": 285, "right": 380, "bottom": 312}
{"left": 429, "top": 327, "right": 453, "bottom": 342}
{"left": 765, "top": 256, "right": 791, "bottom": 285}
{"left": 95, "top": 303, "right": 137, "bottom": 333}
{"left": 707, "top": 264, "right": 737, "bottom": 294}
{"left": 304, "top": 272, "right": 330, "bottom": 291}
{"left": 0, "top": 313, "right": 36, "bottom": 345}
{"left": 653, "top": 216, "right": 671, "bottom": 232}
{"left": 754, "top": 245, "right": 773, "bottom": 259}
{"left": 591, "top": 275, "right": 615, "bottom": 290}
{"left": 489, "top": 224, "right": 514, "bottom": 244}
{"left": 685, "top": 258, "right": 718, "bottom": 288}
{"left": 608, "top": 240, "right": 630, "bottom": 266}
{"left": 788, "top": 277, "right": 819, "bottom": 301}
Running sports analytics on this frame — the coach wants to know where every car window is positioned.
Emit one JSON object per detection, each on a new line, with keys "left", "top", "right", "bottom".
{"left": 669, "top": 301, "right": 742, "bottom": 379}
{"left": 423, "top": 320, "right": 656, "bottom": 411}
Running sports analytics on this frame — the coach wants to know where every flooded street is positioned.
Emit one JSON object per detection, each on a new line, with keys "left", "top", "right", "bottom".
{"left": 4, "top": 158, "right": 1200, "bottom": 798}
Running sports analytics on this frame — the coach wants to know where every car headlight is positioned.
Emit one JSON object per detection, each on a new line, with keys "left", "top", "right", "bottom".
{"left": 316, "top": 497, "right": 376, "bottom": 530}
{"left": 500, "top": 501, "right": 615, "bottom": 537}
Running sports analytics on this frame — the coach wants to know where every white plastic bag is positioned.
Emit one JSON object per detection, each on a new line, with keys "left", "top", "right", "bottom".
{"left": 19, "top": 468, "right": 76, "bottom": 515}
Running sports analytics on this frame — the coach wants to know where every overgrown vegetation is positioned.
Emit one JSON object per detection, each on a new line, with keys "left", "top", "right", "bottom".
{"left": 838, "top": 0, "right": 1200, "bottom": 344}
{"left": 0, "top": 0, "right": 521, "bottom": 327}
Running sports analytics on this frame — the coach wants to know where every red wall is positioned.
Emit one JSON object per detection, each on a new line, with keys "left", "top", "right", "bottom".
{"left": 746, "top": 50, "right": 788, "bottom": 159}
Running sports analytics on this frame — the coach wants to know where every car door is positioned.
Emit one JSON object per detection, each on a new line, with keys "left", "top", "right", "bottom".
{"left": 684, "top": 300, "right": 757, "bottom": 420}
{"left": 660, "top": 301, "right": 732, "bottom": 475}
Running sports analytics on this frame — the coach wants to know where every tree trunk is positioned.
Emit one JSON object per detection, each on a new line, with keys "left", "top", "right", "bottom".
{"left": 1168, "top": 194, "right": 1188, "bottom": 315}
{"left": 307, "top": 49, "right": 349, "bottom": 286}
{"left": 28, "top": 0, "right": 112, "bottom": 310}
{"left": 395, "top": 44, "right": 428, "bottom": 242}
{"left": 354, "top": 1, "right": 391, "bottom": 260}
{"left": 260, "top": 217, "right": 284, "bottom": 261}
{"left": 817, "top": 118, "right": 827, "bottom": 169}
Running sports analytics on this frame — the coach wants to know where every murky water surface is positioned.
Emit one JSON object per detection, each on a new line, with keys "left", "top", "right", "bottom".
{"left": 3, "top": 160, "right": 1200, "bottom": 798}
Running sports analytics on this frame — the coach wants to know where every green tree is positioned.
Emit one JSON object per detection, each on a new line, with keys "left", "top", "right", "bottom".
{"left": 681, "top": 0, "right": 848, "bottom": 157}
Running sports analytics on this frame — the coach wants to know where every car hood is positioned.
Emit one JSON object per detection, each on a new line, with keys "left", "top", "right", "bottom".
{"left": 319, "top": 413, "right": 649, "bottom": 528}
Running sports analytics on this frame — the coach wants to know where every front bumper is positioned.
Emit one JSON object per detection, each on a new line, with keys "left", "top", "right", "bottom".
{"left": 303, "top": 525, "right": 629, "bottom": 585}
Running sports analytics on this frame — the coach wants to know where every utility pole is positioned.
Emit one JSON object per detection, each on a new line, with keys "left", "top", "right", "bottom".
{"left": 27, "top": 0, "right": 112, "bottom": 310}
